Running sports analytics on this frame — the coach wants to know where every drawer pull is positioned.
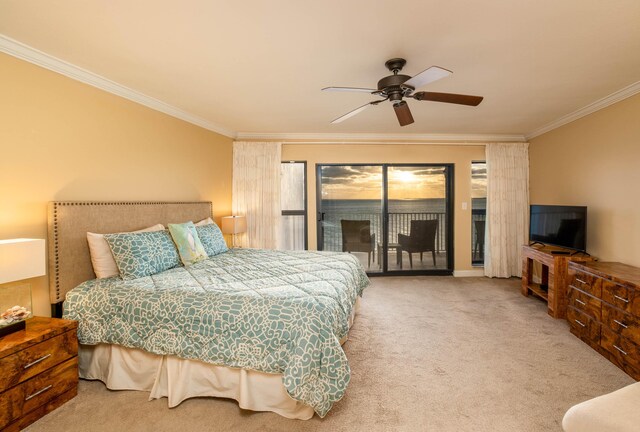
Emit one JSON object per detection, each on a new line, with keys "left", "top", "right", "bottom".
{"left": 23, "top": 353, "right": 52, "bottom": 369}
{"left": 613, "top": 345, "right": 628, "bottom": 356}
{"left": 575, "top": 299, "right": 586, "bottom": 306}
{"left": 613, "top": 294, "right": 630, "bottom": 304}
{"left": 576, "top": 278, "right": 587, "bottom": 284}
{"left": 574, "top": 319, "right": 586, "bottom": 328}
{"left": 24, "top": 384, "right": 52, "bottom": 401}
{"left": 613, "top": 319, "right": 628, "bottom": 329}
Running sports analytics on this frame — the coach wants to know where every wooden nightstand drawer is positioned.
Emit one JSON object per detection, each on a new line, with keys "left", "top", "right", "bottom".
{"left": 568, "top": 306, "right": 600, "bottom": 346}
{"left": 570, "top": 271, "right": 602, "bottom": 298}
{"left": 568, "top": 287, "right": 601, "bottom": 321}
{"left": 0, "top": 357, "right": 78, "bottom": 430}
{"left": 0, "top": 329, "right": 77, "bottom": 390}
{"left": 0, "top": 317, "right": 78, "bottom": 431}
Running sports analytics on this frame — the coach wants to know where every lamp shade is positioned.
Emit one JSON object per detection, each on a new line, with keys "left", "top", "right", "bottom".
{"left": 221, "top": 216, "right": 247, "bottom": 235}
{"left": 0, "top": 239, "right": 46, "bottom": 285}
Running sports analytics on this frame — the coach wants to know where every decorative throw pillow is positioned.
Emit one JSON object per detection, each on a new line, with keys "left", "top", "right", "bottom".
{"left": 168, "top": 222, "right": 208, "bottom": 266}
{"left": 104, "top": 230, "right": 181, "bottom": 280}
{"left": 196, "top": 222, "right": 228, "bottom": 256}
{"left": 87, "top": 224, "right": 165, "bottom": 279}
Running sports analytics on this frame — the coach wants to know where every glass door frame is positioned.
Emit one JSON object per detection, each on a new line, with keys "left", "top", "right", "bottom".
{"left": 282, "top": 160, "right": 308, "bottom": 250}
{"left": 316, "top": 163, "right": 454, "bottom": 276}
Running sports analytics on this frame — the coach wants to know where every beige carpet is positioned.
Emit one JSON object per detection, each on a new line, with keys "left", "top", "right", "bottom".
{"left": 26, "top": 276, "right": 634, "bottom": 432}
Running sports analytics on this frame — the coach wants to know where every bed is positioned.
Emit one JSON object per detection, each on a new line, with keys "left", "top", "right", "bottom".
{"left": 48, "top": 201, "right": 368, "bottom": 419}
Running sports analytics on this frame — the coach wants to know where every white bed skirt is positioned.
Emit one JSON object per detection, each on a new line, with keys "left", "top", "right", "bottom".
{"left": 79, "top": 298, "right": 360, "bottom": 420}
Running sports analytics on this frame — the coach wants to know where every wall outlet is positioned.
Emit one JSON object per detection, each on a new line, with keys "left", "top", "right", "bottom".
{"left": 462, "top": 202, "right": 468, "bottom": 210}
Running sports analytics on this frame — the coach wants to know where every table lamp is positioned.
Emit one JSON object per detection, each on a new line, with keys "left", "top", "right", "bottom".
{"left": 0, "top": 239, "right": 46, "bottom": 337}
{"left": 221, "top": 216, "right": 247, "bottom": 248}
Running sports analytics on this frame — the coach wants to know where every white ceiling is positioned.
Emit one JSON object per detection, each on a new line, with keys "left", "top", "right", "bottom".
{"left": 1, "top": 0, "right": 639, "bottom": 138}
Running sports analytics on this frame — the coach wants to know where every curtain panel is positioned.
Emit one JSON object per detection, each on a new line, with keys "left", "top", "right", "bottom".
{"left": 232, "top": 141, "right": 282, "bottom": 249}
{"left": 484, "top": 142, "right": 530, "bottom": 278}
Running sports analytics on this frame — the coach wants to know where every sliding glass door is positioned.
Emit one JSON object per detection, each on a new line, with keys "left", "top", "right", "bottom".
{"left": 317, "top": 164, "right": 453, "bottom": 275}
{"left": 317, "top": 165, "right": 383, "bottom": 274}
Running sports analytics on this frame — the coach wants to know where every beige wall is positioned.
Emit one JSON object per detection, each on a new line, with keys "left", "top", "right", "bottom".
{"left": 530, "top": 93, "right": 640, "bottom": 267}
{"left": 282, "top": 143, "right": 486, "bottom": 272}
{"left": 0, "top": 53, "right": 233, "bottom": 316}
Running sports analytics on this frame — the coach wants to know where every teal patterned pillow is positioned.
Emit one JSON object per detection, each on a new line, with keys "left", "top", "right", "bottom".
{"left": 168, "top": 222, "right": 208, "bottom": 266}
{"left": 104, "top": 230, "right": 181, "bottom": 280}
{"left": 196, "top": 223, "right": 228, "bottom": 256}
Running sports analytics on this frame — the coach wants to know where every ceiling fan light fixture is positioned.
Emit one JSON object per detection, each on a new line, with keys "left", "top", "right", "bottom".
{"left": 393, "top": 101, "right": 414, "bottom": 127}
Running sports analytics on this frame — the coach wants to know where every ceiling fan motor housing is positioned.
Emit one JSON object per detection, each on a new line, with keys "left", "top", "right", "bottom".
{"left": 378, "top": 74, "right": 413, "bottom": 101}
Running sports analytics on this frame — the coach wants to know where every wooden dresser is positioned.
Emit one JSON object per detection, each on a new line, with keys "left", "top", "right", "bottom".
{"left": 567, "top": 261, "right": 640, "bottom": 380}
{"left": 0, "top": 317, "right": 78, "bottom": 431}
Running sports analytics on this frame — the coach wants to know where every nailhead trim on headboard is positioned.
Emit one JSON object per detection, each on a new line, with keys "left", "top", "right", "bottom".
{"left": 48, "top": 201, "right": 213, "bottom": 303}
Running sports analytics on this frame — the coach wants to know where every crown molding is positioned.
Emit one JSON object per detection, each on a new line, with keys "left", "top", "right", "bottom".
{"left": 235, "top": 132, "right": 527, "bottom": 144}
{"left": 526, "top": 80, "right": 640, "bottom": 140}
{"left": 0, "top": 34, "right": 236, "bottom": 138}
{"left": 5, "top": 33, "right": 636, "bottom": 144}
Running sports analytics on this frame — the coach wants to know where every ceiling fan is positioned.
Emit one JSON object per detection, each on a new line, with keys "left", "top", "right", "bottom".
{"left": 322, "top": 58, "right": 484, "bottom": 127}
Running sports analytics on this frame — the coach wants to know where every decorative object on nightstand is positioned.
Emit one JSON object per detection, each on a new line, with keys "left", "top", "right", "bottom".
{"left": 0, "top": 239, "right": 46, "bottom": 337}
{"left": 0, "top": 317, "right": 78, "bottom": 431}
{"left": 221, "top": 215, "right": 247, "bottom": 248}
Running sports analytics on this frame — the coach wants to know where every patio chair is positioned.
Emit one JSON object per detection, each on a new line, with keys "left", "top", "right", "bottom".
{"left": 398, "top": 219, "right": 438, "bottom": 268}
{"left": 340, "top": 220, "right": 376, "bottom": 268}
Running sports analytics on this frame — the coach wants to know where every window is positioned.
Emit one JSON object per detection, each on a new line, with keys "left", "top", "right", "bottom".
{"left": 471, "top": 161, "right": 487, "bottom": 265}
{"left": 280, "top": 161, "right": 307, "bottom": 250}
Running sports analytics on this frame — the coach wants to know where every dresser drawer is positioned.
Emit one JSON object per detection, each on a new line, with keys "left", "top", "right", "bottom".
{"left": 567, "top": 306, "right": 600, "bottom": 346}
{"left": 601, "top": 327, "right": 640, "bottom": 371}
{"left": 570, "top": 271, "right": 602, "bottom": 298}
{"left": 0, "top": 357, "right": 78, "bottom": 429}
{"left": 0, "top": 329, "right": 77, "bottom": 390}
{"left": 602, "top": 280, "right": 640, "bottom": 315}
{"left": 602, "top": 303, "right": 640, "bottom": 346}
{"left": 568, "top": 287, "right": 601, "bottom": 321}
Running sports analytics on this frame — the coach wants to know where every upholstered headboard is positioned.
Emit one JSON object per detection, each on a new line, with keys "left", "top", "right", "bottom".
{"left": 47, "top": 201, "right": 213, "bottom": 305}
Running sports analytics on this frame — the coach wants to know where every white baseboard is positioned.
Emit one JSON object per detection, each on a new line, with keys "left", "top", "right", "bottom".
{"left": 453, "top": 269, "right": 485, "bottom": 277}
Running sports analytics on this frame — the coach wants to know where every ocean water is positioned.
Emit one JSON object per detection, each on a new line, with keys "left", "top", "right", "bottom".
{"left": 321, "top": 197, "right": 486, "bottom": 213}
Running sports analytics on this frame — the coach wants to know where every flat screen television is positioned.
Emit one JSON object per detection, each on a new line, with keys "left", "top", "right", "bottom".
{"left": 529, "top": 205, "right": 587, "bottom": 252}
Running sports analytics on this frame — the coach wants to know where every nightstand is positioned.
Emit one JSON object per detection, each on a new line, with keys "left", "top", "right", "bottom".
{"left": 0, "top": 317, "right": 78, "bottom": 431}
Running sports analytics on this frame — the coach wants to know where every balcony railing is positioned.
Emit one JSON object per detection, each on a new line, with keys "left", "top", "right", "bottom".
{"left": 320, "top": 210, "right": 487, "bottom": 263}
{"left": 320, "top": 212, "right": 447, "bottom": 253}
{"left": 471, "top": 209, "right": 486, "bottom": 264}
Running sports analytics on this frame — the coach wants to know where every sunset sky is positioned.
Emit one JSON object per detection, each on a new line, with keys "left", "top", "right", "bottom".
{"left": 320, "top": 164, "right": 487, "bottom": 200}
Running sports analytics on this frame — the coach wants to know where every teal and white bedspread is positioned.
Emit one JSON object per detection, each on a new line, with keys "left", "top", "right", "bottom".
{"left": 63, "top": 248, "right": 369, "bottom": 417}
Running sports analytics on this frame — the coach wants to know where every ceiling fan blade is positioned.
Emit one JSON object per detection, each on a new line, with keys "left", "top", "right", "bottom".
{"left": 393, "top": 101, "right": 414, "bottom": 127}
{"left": 413, "top": 91, "right": 484, "bottom": 106}
{"left": 402, "top": 66, "right": 452, "bottom": 90}
{"left": 322, "top": 86, "right": 376, "bottom": 93}
{"left": 331, "top": 102, "right": 373, "bottom": 124}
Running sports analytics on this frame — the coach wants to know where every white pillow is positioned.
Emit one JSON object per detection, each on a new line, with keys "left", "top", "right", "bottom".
{"left": 195, "top": 217, "right": 214, "bottom": 227}
{"left": 87, "top": 224, "right": 165, "bottom": 279}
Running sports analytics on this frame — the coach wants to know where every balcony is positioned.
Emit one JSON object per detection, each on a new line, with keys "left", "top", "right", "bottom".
{"left": 320, "top": 210, "right": 485, "bottom": 271}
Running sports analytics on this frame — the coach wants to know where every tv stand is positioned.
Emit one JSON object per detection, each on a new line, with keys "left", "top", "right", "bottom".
{"left": 521, "top": 245, "right": 593, "bottom": 318}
